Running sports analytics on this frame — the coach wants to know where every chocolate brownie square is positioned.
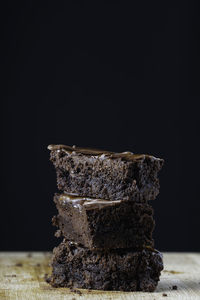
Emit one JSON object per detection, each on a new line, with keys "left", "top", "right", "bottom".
{"left": 53, "top": 193, "right": 155, "bottom": 250}
{"left": 48, "top": 145, "right": 164, "bottom": 202}
{"left": 48, "top": 239, "right": 163, "bottom": 292}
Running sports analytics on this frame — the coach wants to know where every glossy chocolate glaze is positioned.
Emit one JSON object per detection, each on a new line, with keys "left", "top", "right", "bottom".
{"left": 47, "top": 144, "right": 159, "bottom": 161}
{"left": 58, "top": 193, "right": 122, "bottom": 210}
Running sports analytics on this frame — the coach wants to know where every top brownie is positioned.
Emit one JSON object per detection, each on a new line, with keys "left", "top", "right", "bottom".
{"left": 48, "top": 144, "right": 164, "bottom": 202}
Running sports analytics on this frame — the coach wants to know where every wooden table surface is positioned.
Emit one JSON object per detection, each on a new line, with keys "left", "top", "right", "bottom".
{"left": 0, "top": 252, "right": 200, "bottom": 299}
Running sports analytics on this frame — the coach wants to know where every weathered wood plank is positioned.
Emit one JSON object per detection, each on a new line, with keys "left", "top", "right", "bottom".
{"left": 0, "top": 252, "right": 200, "bottom": 299}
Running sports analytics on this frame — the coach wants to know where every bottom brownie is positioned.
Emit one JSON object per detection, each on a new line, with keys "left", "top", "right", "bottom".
{"left": 48, "top": 239, "right": 163, "bottom": 292}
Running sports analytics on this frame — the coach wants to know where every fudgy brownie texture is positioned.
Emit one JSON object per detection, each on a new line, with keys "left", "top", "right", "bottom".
{"left": 48, "top": 240, "right": 163, "bottom": 292}
{"left": 48, "top": 145, "right": 164, "bottom": 202}
{"left": 53, "top": 193, "right": 155, "bottom": 250}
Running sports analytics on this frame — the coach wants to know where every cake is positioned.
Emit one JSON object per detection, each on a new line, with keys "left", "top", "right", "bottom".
{"left": 47, "top": 144, "right": 164, "bottom": 292}
{"left": 48, "top": 239, "right": 163, "bottom": 292}
{"left": 48, "top": 144, "right": 164, "bottom": 202}
{"left": 53, "top": 193, "right": 155, "bottom": 250}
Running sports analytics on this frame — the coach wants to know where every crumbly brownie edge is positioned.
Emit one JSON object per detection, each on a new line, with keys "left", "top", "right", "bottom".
{"left": 49, "top": 149, "right": 163, "bottom": 201}
{"left": 53, "top": 193, "right": 155, "bottom": 250}
{"left": 47, "top": 240, "right": 163, "bottom": 292}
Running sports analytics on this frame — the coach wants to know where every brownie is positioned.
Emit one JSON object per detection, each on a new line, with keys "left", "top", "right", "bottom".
{"left": 48, "top": 239, "right": 163, "bottom": 292}
{"left": 48, "top": 144, "right": 164, "bottom": 202}
{"left": 53, "top": 193, "right": 155, "bottom": 250}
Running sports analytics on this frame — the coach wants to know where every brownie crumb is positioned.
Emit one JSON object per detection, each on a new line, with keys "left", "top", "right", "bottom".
{"left": 44, "top": 273, "right": 51, "bottom": 283}
{"left": 76, "top": 290, "right": 82, "bottom": 296}
{"left": 4, "top": 274, "right": 16, "bottom": 277}
{"left": 36, "top": 263, "right": 41, "bottom": 267}
{"left": 172, "top": 285, "right": 177, "bottom": 290}
{"left": 163, "top": 270, "right": 183, "bottom": 274}
{"left": 27, "top": 253, "right": 32, "bottom": 258}
{"left": 15, "top": 263, "right": 23, "bottom": 267}
{"left": 55, "top": 229, "right": 62, "bottom": 238}
{"left": 70, "top": 287, "right": 82, "bottom": 295}
{"left": 162, "top": 293, "right": 167, "bottom": 297}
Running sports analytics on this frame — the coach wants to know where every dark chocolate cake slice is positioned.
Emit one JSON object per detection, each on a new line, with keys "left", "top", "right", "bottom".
{"left": 48, "top": 239, "right": 163, "bottom": 292}
{"left": 53, "top": 193, "right": 155, "bottom": 250}
{"left": 48, "top": 145, "right": 164, "bottom": 202}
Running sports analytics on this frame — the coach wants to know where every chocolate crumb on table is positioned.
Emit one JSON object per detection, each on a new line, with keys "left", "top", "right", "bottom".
{"left": 69, "top": 287, "right": 82, "bottom": 295}
{"left": 172, "top": 285, "right": 178, "bottom": 290}
{"left": 15, "top": 263, "right": 23, "bottom": 267}
{"left": 44, "top": 274, "right": 51, "bottom": 283}
{"left": 162, "top": 293, "right": 168, "bottom": 297}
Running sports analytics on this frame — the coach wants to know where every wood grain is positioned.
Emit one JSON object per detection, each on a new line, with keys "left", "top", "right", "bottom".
{"left": 0, "top": 252, "right": 200, "bottom": 299}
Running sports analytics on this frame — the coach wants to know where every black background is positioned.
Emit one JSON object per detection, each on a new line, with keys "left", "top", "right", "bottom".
{"left": 2, "top": 1, "right": 200, "bottom": 251}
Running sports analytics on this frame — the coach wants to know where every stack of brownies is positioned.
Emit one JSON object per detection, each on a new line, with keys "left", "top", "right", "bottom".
{"left": 47, "top": 144, "right": 164, "bottom": 292}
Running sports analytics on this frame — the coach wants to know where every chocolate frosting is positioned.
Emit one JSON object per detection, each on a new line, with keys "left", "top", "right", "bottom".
{"left": 48, "top": 144, "right": 159, "bottom": 161}
{"left": 58, "top": 193, "right": 122, "bottom": 210}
